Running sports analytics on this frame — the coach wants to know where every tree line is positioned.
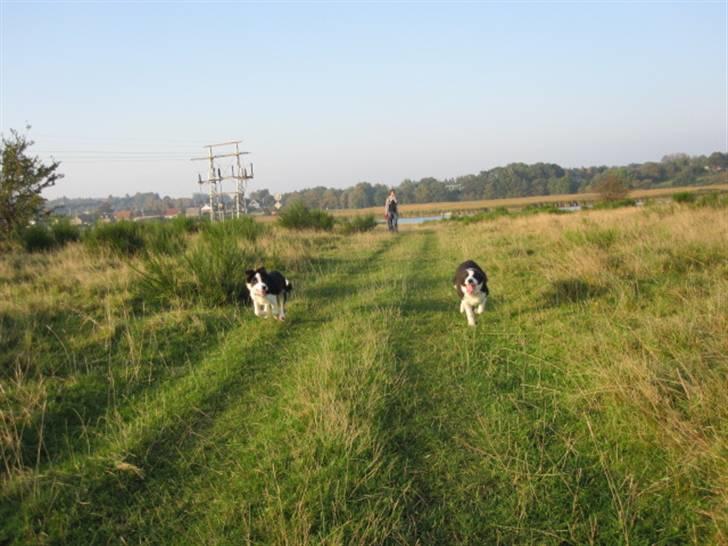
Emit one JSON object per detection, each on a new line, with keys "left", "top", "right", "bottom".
{"left": 45, "top": 152, "right": 728, "bottom": 217}
{"left": 277, "top": 152, "right": 727, "bottom": 210}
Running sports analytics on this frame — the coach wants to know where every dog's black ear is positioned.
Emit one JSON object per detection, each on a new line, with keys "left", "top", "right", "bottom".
{"left": 245, "top": 269, "right": 255, "bottom": 278}
{"left": 257, "top": 267, "right": 267, "bottom": 274}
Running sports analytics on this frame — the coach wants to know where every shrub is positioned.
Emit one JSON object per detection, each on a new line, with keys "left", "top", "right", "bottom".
{"left": 170, "top": 216, "right": 202, "bottom": 233}
{"left": 591, "top": 198, "right": 637, "bottom": 210}
{"left": 17, "top": 218, "right": 80, "bottom": 252}
{"left": 137, "top": 238, "right": 252, "bottom": 306}
{"left": 201, "top": 216, "right": 265, "bottom": 242}
{"left": 672, "top": 192, "right": 696, "bottom": 204}
{"left": 278, "top": 202, "right": 334, "bottom": 231}
{"left": 136, "top": 220, "right": 257, "bottom": 306}
{"left": 337, "top": 214, "right": 378, "bottom": 234}
{"left": 19, "top": 224, "right": 56, "bottom": 252}
{"left": 50, "top": 218, "right": 80, "bottom": 245}
{"left": 694, "top": 192, "right": 727, "bottom": 208}
{"left": 84, "top": 221, "right": 145, "bottom": 256}
{"left": 592, "top": 169, "right": 631, "bottom": 201}
{"left": 448, "top": 207, "right": 510, "bottom": 225}
{"left": 522, "top": 204, "right": 567, "bottom": 215}
{"left": 184, "top": 237, "right": 252, "bottom": 305}
{"left": 142, "top": 221, "right": 187, "bottom": 256}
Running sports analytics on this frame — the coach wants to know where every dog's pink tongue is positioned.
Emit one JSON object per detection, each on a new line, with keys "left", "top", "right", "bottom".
{"left": 466, "top": 285, "right": 474, "bottom": 294}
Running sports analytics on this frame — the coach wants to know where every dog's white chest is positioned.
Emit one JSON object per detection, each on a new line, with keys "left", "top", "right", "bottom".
{"left": 462, "top": 291, "right": 485, "bottom": 306}
{"left": 252, "top": 293, "right": 275, "bottom": 306}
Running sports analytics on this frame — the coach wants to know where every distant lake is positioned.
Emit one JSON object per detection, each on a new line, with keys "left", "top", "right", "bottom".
{"left": 398, "top": 215, "right": 444, "bottom": 225}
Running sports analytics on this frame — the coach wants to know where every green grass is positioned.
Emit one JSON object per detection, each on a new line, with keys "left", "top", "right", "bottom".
{"left": 336, "top": 213, "right": 378, "bottom": 234}
{"left": 83, "top": 220, "right": 146, "bottom": 256}
{"left": 278, "top": 201, "right": 336, "bottom": 231}
{"left": 1, "top": 205, "right": 726, "bottom": 544}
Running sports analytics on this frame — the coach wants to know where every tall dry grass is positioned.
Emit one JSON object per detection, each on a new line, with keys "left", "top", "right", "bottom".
{"left": 444, "top": 203, "right": 728, "bottom": 541}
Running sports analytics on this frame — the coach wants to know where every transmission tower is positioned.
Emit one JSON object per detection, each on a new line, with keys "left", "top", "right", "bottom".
{"left": 191, "top": 140, "right": 254, "bottom": 221}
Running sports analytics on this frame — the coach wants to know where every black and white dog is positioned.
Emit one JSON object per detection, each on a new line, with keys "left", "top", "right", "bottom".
{"left": 453, "top": 260, "right": 489, "bottom": 327}
{"left": 245, "top": 267, "right": 292, "bottom": 321}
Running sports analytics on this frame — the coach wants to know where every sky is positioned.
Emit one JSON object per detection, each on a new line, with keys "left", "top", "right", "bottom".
{"left": 1, "top": 0, "right": 726, "bottom": 199}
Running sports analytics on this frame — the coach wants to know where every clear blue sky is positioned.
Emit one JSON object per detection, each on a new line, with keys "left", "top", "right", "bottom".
{"left": 1, "top": 1, "right": 726, "bottom": 199}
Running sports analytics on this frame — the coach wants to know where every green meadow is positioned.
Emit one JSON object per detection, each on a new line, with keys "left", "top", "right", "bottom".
{"left": 1, "top": 202, "right": 726, "bottom": 545}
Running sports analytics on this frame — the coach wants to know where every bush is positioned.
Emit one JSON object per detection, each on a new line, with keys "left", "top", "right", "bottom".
{"left": 448, "top": 207, "right": 510, "bottom": 225}
{"left": 137, "top": 229, "right": 254, "bottom": 306}
{"left": 84, "top": 221, "right": 145, "bottom": 256}
{"left": 143, "top": 221, "right": 187, "bottom": 256}
{"left": 50, "top": 218, "right": 80, "bottom": 245}
{"left": 278, "top": 202, "right": 334, "bottom": 231}
{"left": 694, "top": 192, "right": 728, "bottom": 208}
{"left": 184, "top": 237, "right": 253, "bottom": 305}
{"left": 522, "top": 204, "right": 568, "bottom": 215}
{"left": 201, "top": 216, "right": 265, "bottom": 242}
{"left": 17, "top": 218, "right": 80, "bottom": 253}
{"left": 136, "top": 217, "right": 266, "bottom": 305}
{"left": 170, "top": 216, "right": 202, "bottom": 233}
{"left": 592, "top": 170, "right": 630, "bottom": 201}
{"left": 672, "top": 192, "right": 696, "bottom": 204}
{"left": 337, "top": 214, "right": 378, "bottom": 234}
{"left": 19, "top": 224, "right": 56, "bottom": 252}
{"left": 591, "top": 198, "right": 637, "bottom": 210}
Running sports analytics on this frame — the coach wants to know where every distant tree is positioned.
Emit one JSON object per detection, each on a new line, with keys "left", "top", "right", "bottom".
{"left": 320, "top": 189, "right": 340, "bottom": 209}
{"left": 371, "top": 184, "right": 390, "bottom": 206}
{"left": 347, "top": 182, "right": 376, "bottom": 208}
{"left": 593, "top": 169, "right": 630, "bottom": 201}
{"left": 707, "top": 152, "right": 728, "bottom": 170}
{"left": 662, "top": 153, "right": 689, "bottom": 163}
{"left": 98, "top": 200, "right": 113, "bottom": 216}
{"left": 397, "top": 179, "right": 417, "bottom": 203}
{"left": 0, "top": 129, "right": 63, "bottom": 239}
{"left": 547, "top": 175, "right": 573, "bottom": 195}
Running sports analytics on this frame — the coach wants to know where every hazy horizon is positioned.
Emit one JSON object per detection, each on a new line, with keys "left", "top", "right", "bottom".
{"left": 41, "top": 149, "right": 723, "bottom": 202}
{"left": 2, "top": 1, "right": 726, "bottom": 200}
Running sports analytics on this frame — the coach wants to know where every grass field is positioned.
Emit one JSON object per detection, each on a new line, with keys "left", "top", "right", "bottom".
{"left": 1, "top": 201, "right": 727, "bottom": 544}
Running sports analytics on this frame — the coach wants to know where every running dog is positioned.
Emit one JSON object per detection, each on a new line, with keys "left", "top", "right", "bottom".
{"left": 245, "top": 267, "right": 292, "bottom": 321}
{"left": 453, "top": 260, "right": 489, "bottom": 327}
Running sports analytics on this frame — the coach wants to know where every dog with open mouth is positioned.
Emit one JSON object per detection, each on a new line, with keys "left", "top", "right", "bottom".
{"left": 245, "top": 267, "right": 292, "bottom": 321}
{"left": 453, "top": 260, "right": 489, "bottom": 327}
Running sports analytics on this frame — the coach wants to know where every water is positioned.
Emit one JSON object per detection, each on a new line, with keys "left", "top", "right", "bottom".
{"left": 397, "top": 215, "right": 444, "bottom": 225}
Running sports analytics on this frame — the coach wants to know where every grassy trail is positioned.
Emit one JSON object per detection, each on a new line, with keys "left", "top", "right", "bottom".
{"left": 3, "top": 209, "right": 727, "bottom": 545}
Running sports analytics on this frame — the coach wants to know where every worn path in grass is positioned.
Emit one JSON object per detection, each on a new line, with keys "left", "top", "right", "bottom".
{"left": 4, "top": 221, "right": 724, "bottom": 545}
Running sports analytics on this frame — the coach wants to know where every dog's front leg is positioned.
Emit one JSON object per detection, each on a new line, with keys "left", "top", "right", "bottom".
{"left": 253, "top": 300, "right": 264, "bottom": 317}
{"left": 464, "top": 303, "right": 476, "bottom": 327}
{"left": 266, "top": 296, "right": 277, "bottom": 319}
{"left": 476, "top": 296, "right": 487, "bottom": 315}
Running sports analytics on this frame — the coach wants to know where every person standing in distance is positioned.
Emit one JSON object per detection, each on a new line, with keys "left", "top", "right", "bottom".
{"left": 384, "top": 189, "right": 399, "bottom": 233}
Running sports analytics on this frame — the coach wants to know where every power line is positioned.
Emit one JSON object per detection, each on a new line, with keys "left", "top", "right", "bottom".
{"left": 41, "top": 158, "right": 194, "bottom": 163}
{"left": 35, "top": 150, "right": 198, "bottom": 154}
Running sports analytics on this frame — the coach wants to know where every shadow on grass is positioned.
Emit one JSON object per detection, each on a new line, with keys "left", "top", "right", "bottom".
{"left": 5, "top": 310, "right": 238, "bottom": 480}
{"left": 542, "top": 278, "right": 606, "bottom": 308}
{"left": 3, "top": 317, "right": 302, "bottom": 545}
